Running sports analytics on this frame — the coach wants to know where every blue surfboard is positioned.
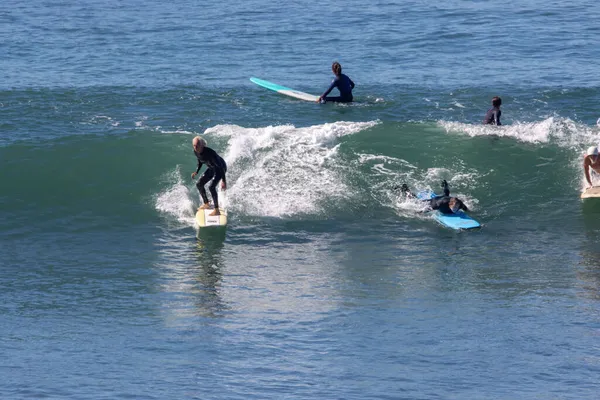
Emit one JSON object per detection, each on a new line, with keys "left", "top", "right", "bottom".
{"left": 416, "top": 191, "right": 481, "bottom": 230}
{"left": 250, "top": 77, "right": 319, "bottom": 102}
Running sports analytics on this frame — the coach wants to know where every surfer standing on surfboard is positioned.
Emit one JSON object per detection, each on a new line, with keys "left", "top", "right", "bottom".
{"left": 191, "top": 136, "right": 227, "bottom": 216}
{"left": 583, "top": 146, "right": 600, "bottom": 188}
{"left": 316, "top": 62, "right": 355, "bottom": 104}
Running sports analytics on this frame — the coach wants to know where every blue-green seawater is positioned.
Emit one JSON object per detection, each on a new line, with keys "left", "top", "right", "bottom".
{"left": 1, "top": 1, "right": 600, "bottom": 398}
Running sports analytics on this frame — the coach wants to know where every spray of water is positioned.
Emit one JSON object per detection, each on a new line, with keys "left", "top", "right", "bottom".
{"left": 155, "top": 121, "right": 379, "bottom": 224}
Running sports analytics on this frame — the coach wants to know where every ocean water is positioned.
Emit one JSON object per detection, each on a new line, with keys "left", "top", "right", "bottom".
{"left": 2, "top": 1, "right": 600, "bottom": 398}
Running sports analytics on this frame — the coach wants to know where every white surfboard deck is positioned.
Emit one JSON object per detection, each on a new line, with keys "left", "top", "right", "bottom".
{"left": 250, "top": 77, "right": 319, "bottom": 102}
{"left": 195, "top": 207, "right": 227, "bottom": 227}
{"left": 581, "top": 186, "right": 600, "bottom": 199}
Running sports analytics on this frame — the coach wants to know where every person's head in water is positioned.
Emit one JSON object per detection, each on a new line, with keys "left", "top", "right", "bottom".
{"left": 449, "top": 198, "right": 463, "bottom": 214}
{"left": 587, "top": 146, "right": 599, "bottom": 162}
{"left": 492, "top": 96, "right": 502, "bottom": 108}
{"left": 332, "top": 61, "right": 342, "bottom": 77}
{"left": 192, "top": 136, "right": 207, "bottom": 153}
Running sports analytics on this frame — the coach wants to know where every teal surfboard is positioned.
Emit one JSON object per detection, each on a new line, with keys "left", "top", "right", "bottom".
{"left": 417, "top": 191, "right": 481, "bottom": 230}
{"left": 250, "top": 77, "right": 319, "bottom": 102}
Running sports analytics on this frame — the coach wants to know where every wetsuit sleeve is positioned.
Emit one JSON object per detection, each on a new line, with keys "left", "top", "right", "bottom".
{"left": 460, "top": 202, "right": 469, "bottom": 212}
{"left": 195, "top": 156, "right": 203, "bottom": 174}
{"left": 207, "top": 148, "right": 227, "bottom": 183}
{"left": 349, "top": 77, "right": 355, "bottom": 89}
{"left": 429, "top": 197, "right": 453, "bottom": 214}
{"left": 321, "top": 79, "right": 337, "bottom": 98}
{"left": 442, "top": 183, "right": 450, "bottom": 197}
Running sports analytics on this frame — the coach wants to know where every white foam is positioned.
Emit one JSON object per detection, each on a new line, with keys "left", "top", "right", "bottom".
{"left": 357, "top": 153, "right": 418, "bottom": 170}
{"left": 155, "top": 167, "right": 196, "bottom": 226}
{"left": 87, "top": 115, "right": 119, "bottom": 126}
{"left": 439, "top": 119, "right": 553, "bottom": 143}
{"left": 439, "top": 117, "right": 600, "bottom": 148}
{"left": 202, "top": 121, "right": 379, "bottom": 217}
{"left": 394, "top": 195, "right": 431, "bottom": 220}
{"left": 440, "top": 117, "right": 600, "bottom": 192}
{"left": 135, "top": 116, "right": 148, "bottom": 127}
{"left": 424, "top": 167, "right": 481, "bottom": 189}
{"left": 162, "top": 129, "right": 197, "bottom": 135}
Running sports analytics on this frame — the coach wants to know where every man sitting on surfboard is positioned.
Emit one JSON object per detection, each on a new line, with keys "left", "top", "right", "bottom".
{"left": 584, "top": 146, "right": 600, "bottom": 188}
{"left": 400, "top": 180, "right": 469, "bottom": 214}
{"left": 316, "top": 62, "right": 355, "bottom": 103}
{"left": 191, "top": 136, "right": 227, "bottom": 216}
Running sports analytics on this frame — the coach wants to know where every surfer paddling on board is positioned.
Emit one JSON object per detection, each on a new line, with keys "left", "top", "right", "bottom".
{"left": 316, "top": 62, "right": 355, "bottom": 104}
{"left": 191, "top": 136, "right": 227, "bottom": 216}
{"left": 583, "top": 146, "right": 600, "bottom": 188}
{"left": 399, "top": 180, "right": 469, "bottom": 214}
{"left": 483, "top": 96, "right": 502, "bottom": 125}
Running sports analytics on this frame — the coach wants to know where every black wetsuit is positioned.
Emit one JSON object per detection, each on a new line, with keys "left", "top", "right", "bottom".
{"left": 428, "top": 196, "right": 469, "bottom": 214}
{"left": 321, "top": 74, "right": 355, "bottom": 103}
{"left": 194, "top": 147, "right": 227, "bottom": 208}
{"left": 483, "top": 106, "right": 501, "bottom": 125}
{"left": 421, "top": 182, "right": 469, "bottom": 214}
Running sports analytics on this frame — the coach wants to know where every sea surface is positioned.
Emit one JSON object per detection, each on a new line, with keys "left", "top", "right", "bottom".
{"left": 2, "top": 1, "right": 600, "bottom": 398}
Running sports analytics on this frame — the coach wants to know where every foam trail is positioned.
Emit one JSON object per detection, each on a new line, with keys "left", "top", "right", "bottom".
{"left": 155, "top": 166, "right": 197, "bottom": 226}
{"left": 204, "top": 121, "right": 379, "bottom": 217}
{"left": 439, "top": 117, "right": 600, "bottom": 149}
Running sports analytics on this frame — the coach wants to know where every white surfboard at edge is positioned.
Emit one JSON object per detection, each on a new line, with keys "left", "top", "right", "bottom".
{"left": 195, "top": 208, "right": 228, "bottom": 227}
{"left": 581, "top": 186, "right": 600, "bottom": 199}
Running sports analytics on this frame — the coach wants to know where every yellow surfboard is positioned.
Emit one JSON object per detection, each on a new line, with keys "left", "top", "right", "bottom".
{"left": 195, "top": 207, "right": 228, "bottom": 227}
{"left": 581, "top": 186, "right": 600, "bottom": 199}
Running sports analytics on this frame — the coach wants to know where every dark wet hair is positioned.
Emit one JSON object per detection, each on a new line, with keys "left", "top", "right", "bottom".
{"left": 492, "top": 96, "right": 502, "bottom": 107}
{"left": 332, "top": 61, "right": 342, "bottom": 76}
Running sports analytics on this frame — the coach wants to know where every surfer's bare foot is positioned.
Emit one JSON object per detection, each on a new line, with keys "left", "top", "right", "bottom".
{"left": 198, "top": 203, "right": 211, "bottom": 210}
{"left": 209, "top": 208, "right": 220, "bottom": 216}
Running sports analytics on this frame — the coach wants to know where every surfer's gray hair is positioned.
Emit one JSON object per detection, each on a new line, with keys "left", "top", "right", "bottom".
{"left": 193, "top": 136, "right": 207, "bottom": 147}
